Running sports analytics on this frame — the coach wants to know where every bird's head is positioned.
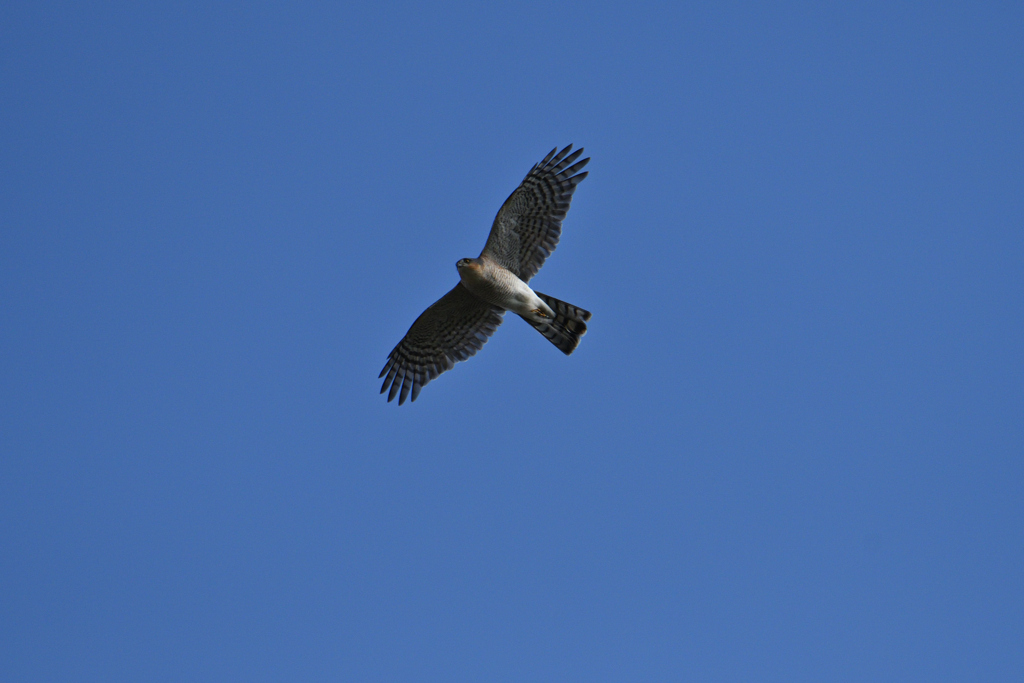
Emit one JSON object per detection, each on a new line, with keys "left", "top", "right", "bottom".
{"left": 456, "top": 257, "right": 479, "bottom": 271}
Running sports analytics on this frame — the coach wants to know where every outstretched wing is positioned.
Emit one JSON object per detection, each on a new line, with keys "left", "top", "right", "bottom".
{"left": 481, "top": 145, "right": 590, "bottom": 283}
{"left": 379, "top": 283, "right": 505, "bottom": 405}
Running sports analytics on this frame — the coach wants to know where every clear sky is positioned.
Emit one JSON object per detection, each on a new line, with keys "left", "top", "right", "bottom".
{"left": 2, "top": 2, "right": 1022, "bottom": 681}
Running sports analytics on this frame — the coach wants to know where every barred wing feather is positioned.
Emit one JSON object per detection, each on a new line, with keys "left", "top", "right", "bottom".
{"left": 481, "top": 145, "right": 590, "bottom": 283}
{"left": 379, "top": 283, "right": 505, "bottom": 404}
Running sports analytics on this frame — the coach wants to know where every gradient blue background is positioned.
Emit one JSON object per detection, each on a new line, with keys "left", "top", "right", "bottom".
{"left": 2, "top": 2, "right": 1022, "bottom": 680}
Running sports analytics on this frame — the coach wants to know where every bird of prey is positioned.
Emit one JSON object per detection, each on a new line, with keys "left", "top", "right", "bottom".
{"left": 379, "top": 145, "right": 592, "bottom": 405}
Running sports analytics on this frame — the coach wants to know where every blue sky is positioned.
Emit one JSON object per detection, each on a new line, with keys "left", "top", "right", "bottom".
{"left": 2, "top": 2, "right": 1021, "bottom": 680}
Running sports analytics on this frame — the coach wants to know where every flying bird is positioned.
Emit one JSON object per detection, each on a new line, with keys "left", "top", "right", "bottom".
{"left": 379, "top": 145, "right": 592, "bottom": 404}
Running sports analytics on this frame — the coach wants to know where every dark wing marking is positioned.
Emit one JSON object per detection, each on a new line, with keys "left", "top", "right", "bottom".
{"left": 481, "top": 145, "right": 590, "bottom": 282}
{"left": 379, "top": 283, "right": 505, "bottom": 405}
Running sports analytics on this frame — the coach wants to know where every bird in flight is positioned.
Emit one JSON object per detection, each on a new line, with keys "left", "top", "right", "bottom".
{"left": 379, "top": 145, "right": 592, "bottom": 404}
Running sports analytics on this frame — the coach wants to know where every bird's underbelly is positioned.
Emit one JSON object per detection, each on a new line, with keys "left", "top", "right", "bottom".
{"left": 460, "top": 265, "right": 538, "bottom": 316}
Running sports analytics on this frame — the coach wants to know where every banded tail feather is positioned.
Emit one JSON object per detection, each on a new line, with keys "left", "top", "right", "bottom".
{"left": 527, "top": 292, "right": 592, "bottom": 355}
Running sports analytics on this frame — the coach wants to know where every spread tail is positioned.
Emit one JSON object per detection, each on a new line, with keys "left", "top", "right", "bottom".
{"left": 527, "top": 292, "right": 592, "bottom": 355}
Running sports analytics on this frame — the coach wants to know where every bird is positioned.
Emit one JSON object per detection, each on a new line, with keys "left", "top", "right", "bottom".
{"left": 379, "top": 145, "right": 592, "bottom": 405}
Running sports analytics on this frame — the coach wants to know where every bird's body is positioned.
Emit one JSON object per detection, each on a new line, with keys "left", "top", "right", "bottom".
{"left": 380, "top": 145, "right": 591, "bottom": 404}
{"left": 456, "top": 257, "right": 553, "bottom": 324}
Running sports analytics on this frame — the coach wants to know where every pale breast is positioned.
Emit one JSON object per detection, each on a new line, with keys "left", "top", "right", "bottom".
{"left": 460, "top": 258, "right": 536, "bottom": 313}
